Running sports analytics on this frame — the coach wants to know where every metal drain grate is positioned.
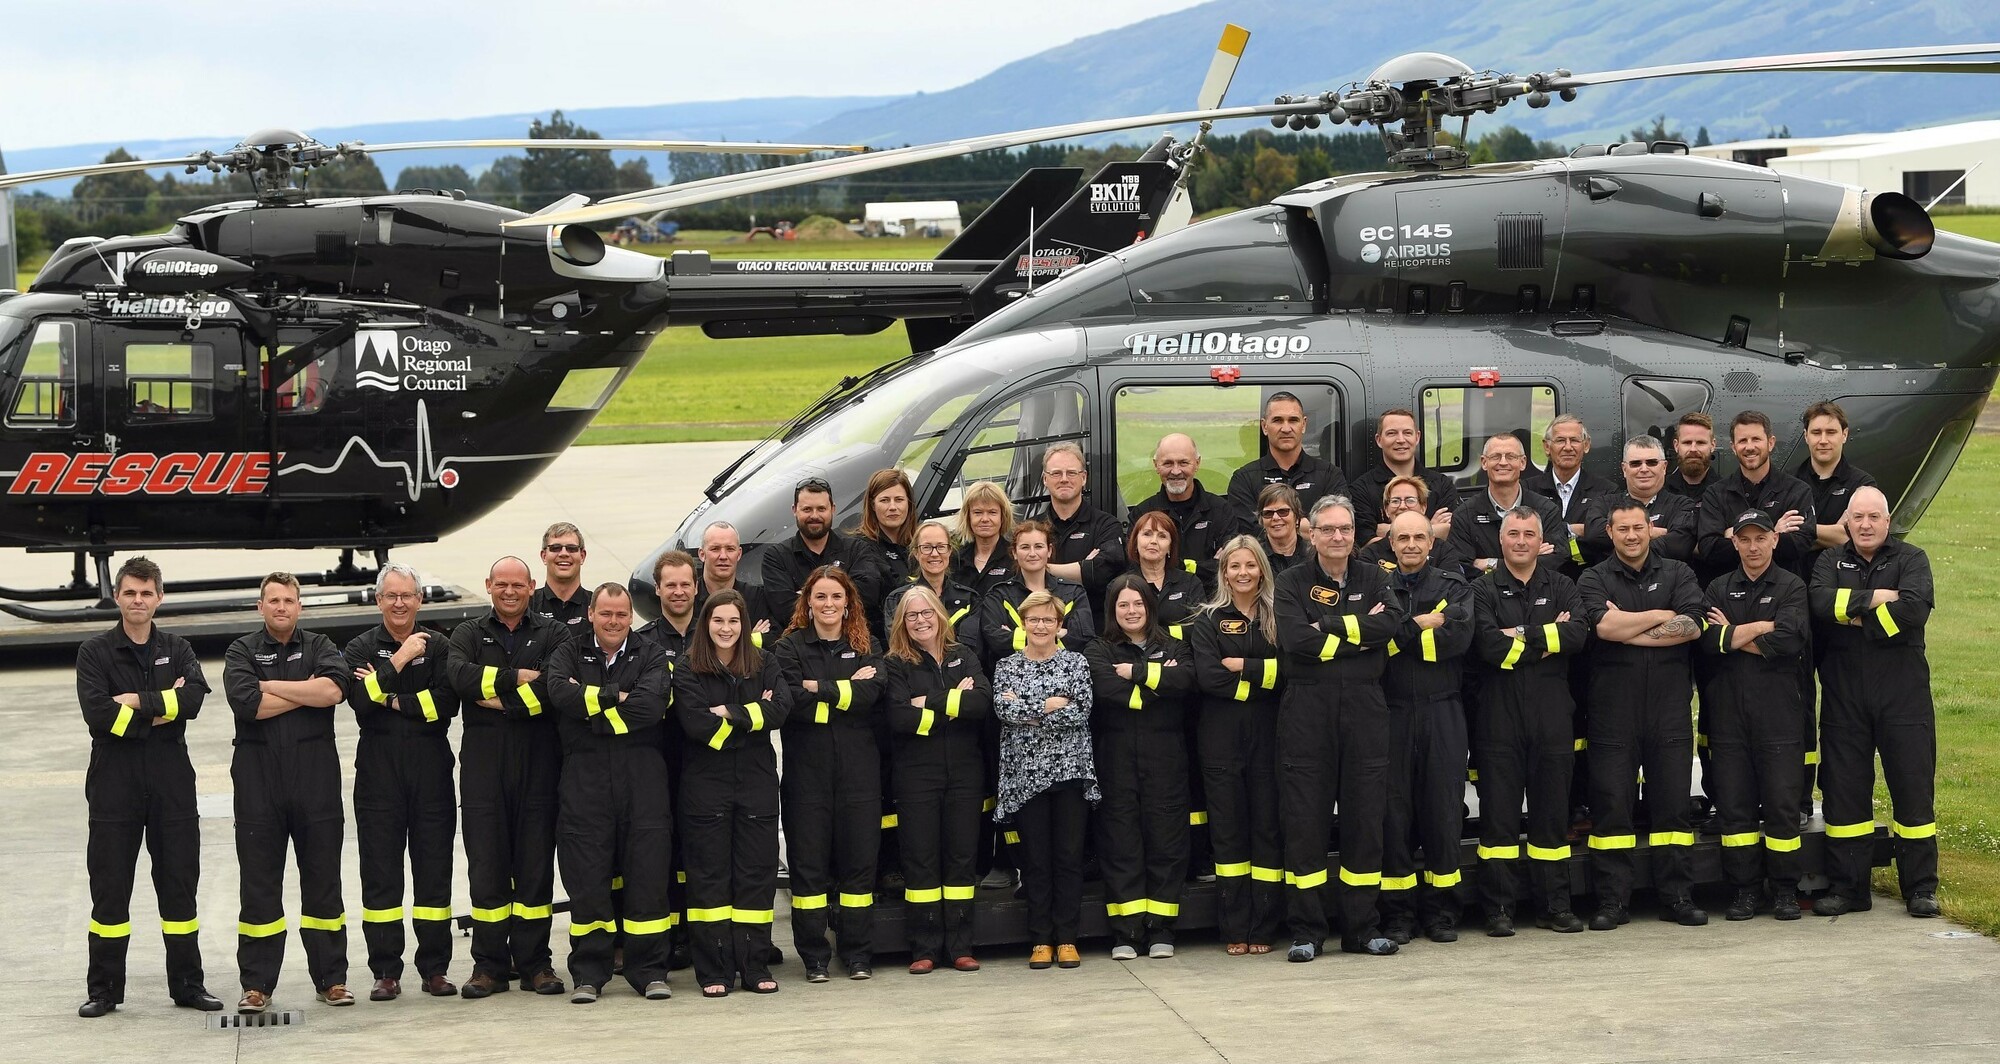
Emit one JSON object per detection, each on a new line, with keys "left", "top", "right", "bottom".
{"left": 208, "top": 1010, "right": 305, "bottom": 1030}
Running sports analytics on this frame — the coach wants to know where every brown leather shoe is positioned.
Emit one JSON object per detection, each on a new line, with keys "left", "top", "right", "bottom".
{"left": 421, "top": 975, "right": 457, "bottom": 997}
{"left": 952, "top": 956, "right": 981, "bottom": 972}
{"left": 1056, "top": 944, "right": 1081, "bottom": 969}
{"left": 524, "top": 969, "right": 566, "bottom": 996}
{"left": 459, "top": 972, "right": 508, "bottom": 999}
{"left": 236, "top": 989, "right": 269, "bottom": 1013}
{"left": 317, "top": 984, "right": 356, "bottom": 1006}
{"left": 369, "top": 977, "right": 400, "bottom": 1001}
{"left": 1028, "top": 945, "right": 1054, "bottom": 969}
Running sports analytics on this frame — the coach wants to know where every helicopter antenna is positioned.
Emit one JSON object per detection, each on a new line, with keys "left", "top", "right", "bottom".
{"left": 1925, "top": 162, "right": 1981, "bottom": 211}
{"left": 1025, "top": 207, "right": 1035, "bottom": 295}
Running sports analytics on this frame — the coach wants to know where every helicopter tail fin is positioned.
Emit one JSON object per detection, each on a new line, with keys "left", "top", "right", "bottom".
{"left": 905, "top": 167, "right": 1081, "bottom": 353}
{"left": 907, "top": 146, "right": 1178, "bottom": 353}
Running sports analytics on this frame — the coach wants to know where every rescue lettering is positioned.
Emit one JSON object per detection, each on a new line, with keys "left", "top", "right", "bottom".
{"left": 7, "top": 452, "right": 280, "bottom": 496}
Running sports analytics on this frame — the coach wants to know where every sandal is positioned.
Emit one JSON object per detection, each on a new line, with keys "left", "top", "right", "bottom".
{"left": 701, "top": 984, "right": 729, "bottom": 998}
{"left": 747, "top": 979, "right": 780, "bottom": 994}
{"left": 1246, "top": 943, "right": 1273, "bottom": 955}
{"left": 1225, "top": 942, "right": 1250, "bottom": 956}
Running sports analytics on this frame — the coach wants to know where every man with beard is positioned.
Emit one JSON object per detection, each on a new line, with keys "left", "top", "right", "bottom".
{"left": 1129, "top": 434, "right": 1233, "bottom": 592}
{"left": 1228, "top": 392, "right": 1346, "bottom": 534}
{"left": 695, "top": 523, "right": 773, "bottom": 646}
{"left": 531, "top": 523, "right": 590, "bottom": 634}
{"left": 762, "top": 478, "right": 888, "bottom": 635}
{"left": 1352, "top": 409, "right": 1459, "bottom": 542}
{"left": 1666, "top": 413, "right": 1719, "bottom": 503}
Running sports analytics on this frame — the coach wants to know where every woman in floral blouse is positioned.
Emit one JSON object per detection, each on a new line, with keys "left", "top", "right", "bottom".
{"left": 992, "top": 590, "right": 1099, "bottom": 970}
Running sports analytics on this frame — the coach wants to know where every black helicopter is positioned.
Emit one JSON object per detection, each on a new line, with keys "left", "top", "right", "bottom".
{"left": 611, "top": 41, "right": 2000, "bottom": 603}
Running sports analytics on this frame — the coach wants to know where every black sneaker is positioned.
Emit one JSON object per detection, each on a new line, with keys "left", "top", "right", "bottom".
{"left": 1772, "top": 892, "right": 1803, "bottom": 921}
{"left": 1663, "top": 898, "right": 1709, "bottom": 926}
{"left": 1426, "top": 911, "right": 1460, "bottom": 943}
{"left": 1813, "top": 893, "right": 1869, "bottom": 917}
{"left": 1485, "top": 908, "right": 1515, "bottom": 938}
{"left": 1285, "top": 941, "right": 1318, "bottom": 963}
{"left": 805, "top": 966, "right": 830, "bottom": 984}
{"left": 1588, "top": 905, "right": 1628, "bottom": 931}
{"left": 1725, "top": 889, "right": 1762, "bottom": 922}
{"left": 1538, "top": 909, "right": 1586, "bottom": 933}
{"left": 1381, "top": 912, "right": 1417, "bottom": 946}
{"left": 1907, "top": 892, "right": 1941, "bottom": 918}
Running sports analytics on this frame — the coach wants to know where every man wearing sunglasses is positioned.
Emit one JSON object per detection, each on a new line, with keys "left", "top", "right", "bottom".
{"left": 532, "top": 523, "right": 591, "bottom": 633}
{"left": 1578, "top": 436, "right": 1696, "bottom": 568}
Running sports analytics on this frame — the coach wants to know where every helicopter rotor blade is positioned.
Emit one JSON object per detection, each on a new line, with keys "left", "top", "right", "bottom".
{"left": 1158, "top": 23, "right": 1251, "bottom": 238}
{"left": 348, "top": 139, "right": 864, "bottom": 156}
{"left": 505, "top": 99, "right": 1324, "bottom": 229}
{"left": 0, "top": 154, "right": 214, "bottom": 191}
{"left": 1541, "top": 42, "right": 2000, "bottom": 90}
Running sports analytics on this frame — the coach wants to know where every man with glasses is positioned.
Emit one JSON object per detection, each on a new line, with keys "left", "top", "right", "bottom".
{"left": 1579, "top": 437, "right": 1696, "bottom": 568}
{"left": 532, "top": 523, "right": 590, "bottom": 634}
{"left": 1228, "top": 392, "right": 1346, "bottom": 536}
{"left": 1449, "top": 435, "right": 1574, "bottom": 579}
{"left": 342, "top": 564, "right": 461, "bottom": 1000}
{"left": 1034, "top": 442, "right": 1127, "bottom": 605}
{"left": 1351, "top": 409, "right": 1460, "bottom": 542}
{"left": 763, "top": 477, "right": 889, "bottom": 632}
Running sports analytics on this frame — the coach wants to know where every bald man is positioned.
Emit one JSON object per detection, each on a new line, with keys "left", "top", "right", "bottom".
{"left": 447, "top": 557, "right": 576, "bottom": 998}
{"left": 1129, "top": 433, "right": 1235, "bottom": 593}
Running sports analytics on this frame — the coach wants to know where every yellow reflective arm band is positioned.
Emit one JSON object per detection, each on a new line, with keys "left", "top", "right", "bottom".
{"left": 517, "top": 683, "right": 542, "bottom": 715}
{"left": 835, "top": 678, "right": 854, "bottom": 710}
{"left": 746, "top": 701, "right": 765, "bottom": 731}
{"left": 1189, "top": 810, "right": 1208, "bottom": 825}
{"left": 1144, "top": 661, "right": 1163, "bottom": 689}
{"left": 814, "top": 702, "right": 831, "bottom": 724}
{"left": 159, "top": 688, "right": 181, "bottom": 722}
{"left": 1183, "top": 558, "right": 1198, "bottom": 574}
{"left": 480, "top": 666, "right": 499, "bottom": 701}
{"left": 363, "top": 671, "right": 387, "bottom": 704}
{"left": 583, "top": 685, "right": 604, "bottom": 716}
{"left": 110, "top": 704, "right": 135, "bottom": 737}
{"left": 1128, "top": 684, "right": 1144, "bottom": 710}
{"left": 708, "top": 720, "right": 734, "bottom": 750}
{"left": 1233, "top": 680, "right": 1251, "bottom": 701}
{"left": 1569, "top": 537, "right": 1584, "bottom": 564}
{"left": 1500, "top": 636, "right": 1526, "bottom": 671}
{"left": 944, "top": 688, "right": 962, "bottom": 718}
{"left": 1261, "top": 658, "right": 1277, "bottom": 689}
{"left": 1832, "top": 587, "right": 1852, "bottom": 623}
{"left": 1343, "top": 614, "right": 1362, "bottom": 645}
{"left": 1875, "top": 602, "right": 1901, "bottom": 637}
{"left": 416, "top": 689, "right": 438, "bottom": 722}
{"left": 603, "top": 706, "right": 629, "bottom": 735}
{"left": 917, "top": 708, "right": 936, "bottom": 736}
{"left": 1013, "top": 627, "right": 1028, "bottom": 651}
{"left": 1543, "top": 623, "right": 1562, "bottom": 655}
{"left": 1715, "top": 622, "right": 1731, "bottom": 653}
{"left": 1420, "top": 627, "right": 1438, "bottom": 662}
{"left": 1386, "top": 641, "right": 1401, "bottom": 658}
{"left": 1318, "top": 634, "right": 1341, "bottom": 661}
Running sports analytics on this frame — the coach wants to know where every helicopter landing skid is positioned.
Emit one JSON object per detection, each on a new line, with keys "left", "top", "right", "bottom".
{"left": 0, "top": 580, "right": 483, "bottom": 653}
{"left": 0, "top": 549, "right": 391, "bottom": 604}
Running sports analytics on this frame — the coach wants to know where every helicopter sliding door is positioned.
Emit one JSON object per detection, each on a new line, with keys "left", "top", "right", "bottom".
{"left": 1412, "top": 378, "right": 1561, "bottom": 495}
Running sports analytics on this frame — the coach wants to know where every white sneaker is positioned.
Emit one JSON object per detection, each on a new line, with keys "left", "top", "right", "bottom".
{"left": 570, "top": 985, "right": 599, "bottom": 1004}
{"left": 643, "top": 981, "right": 671, "bottom": 1000}
{"left": 1148, "top": 943, "right": 1175, "bottom": 959}
{"left": 1110, "top": 944, "right": 1138, "bottom": 961}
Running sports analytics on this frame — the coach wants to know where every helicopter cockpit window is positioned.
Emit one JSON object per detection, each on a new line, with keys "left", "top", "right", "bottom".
{"left": 1119, "top": 207, "right": 1309, "bottom": 306}
{"left": 126, "top": 343, "right": 214, "bottom": 422}
{"left": 1419, "top": 383, "right": 1559, "bottom": 487}
{"left": 263, "top": 346, "right": 333, "bottom": 416}
{"left": 938, "top": 382, "right": 1088, "bottom": 514}
{"left": 1622, "top": 377, "right": 1711, "bottom": 443}
{"left": 4, "top": 321, "right": 79, "bottom": 430}
{"left": 1112, "top": 382, "right": 1340, "bottom": 509}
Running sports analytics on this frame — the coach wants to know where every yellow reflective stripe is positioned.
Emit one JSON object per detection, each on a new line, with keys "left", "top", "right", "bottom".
{"left": 1214, "top": 861, "right": 1251, "bottom": 878}
{"left": 1380, "top": 874, "right": 1418, "bottom": 891}
{"left": 1106, "top": 898, "right": 1148, "bottom": 917}
{"left": 1573, "top": 737, "right": 1588, "bottom": 752}
{"left": 1144, "top": 661, "right": 1163, "bottom": 690}
{"left": 1233, "top": 680, "right": 1252, "bottom": 701}
{"left": 1720, "top": 832, "right": 1762, "bottom": 848}
{"left": 708, "top": 720, "right": 734, "bottom": 750}
{"left": 942, "top": 885, "right": 977, "bottom": 901}
{"left": 570, "top": 920, "right": 617, "bottom": 936}
{"left": 612, "top": 876, "right": 624, "bottom": 890}
{"left": 1420, "top": 626, "right": 1438, "bottom": 662}
{"left": 881, "top": 814, "right": 899, "bottom": 830}
{"left": 1260, "top": 658, "right": 1277, "bottom": 689}
{"left": 298, "top": 913, "right": 346, "bottom": 931}
{"left": 1648, "top": 831, "right": 1696, "bottom": 847}
{"left": 1765, "top": 835, "right": 1803, "bottom": 852}
{"left": 1714, "top": 622, "right": 1732, "bottom": 654}
{"left": 583, "top": 685, "right": 605, "bottom": 716}
{"left": 512, "top": 903, "right": 551, "bottom": 920}
{"left": 1249, "top": 865, "right": 1284, "bottom": 883}
{"left": 1003, "top": 830, "right": 1020, "bottom": 845}
{"left": 834, "top": 678, "right": 854, "bottom": 710}
{"left": 1805, "top": 749, "right": 1821, "bottom": 765}
{"left": 944, "top": 689, "right": 963, "bottom": 718}
{"left": 1476, "top": 844, "right": 1521, "bottom": 860}
{"left": 480, "top": 666, "right": 499, "bottom": 701}
{"left": 364, "top": 671, "right": 387, "bottom": 704}
{"left": 1423, "top": 869, "right": 1462, "bottom": 889}
{"left": 745, "top": 701, "right": 765, "bottom": 731}
{"left": 1012, "top": 627, "right": 1028, "bottom": 651}
{"left": 983, "top": 797, "right": 998, "bottom": 813}
{"left": 1543, "top": 623, "right": 1562, "bottom": 655}
{"left": 160, "top": 918, "right": 199, "bottom": 935}
{"left": 1892, "top": 820, "right": 1936, "bottom": 839}
{"left": 1588, "top": 834, "right": 1637, "bottom": 850}
{"left": 751, "top": 632, "right": 765, "bottom": 649}
{"left": 687, "top": 906, "right": 734, "bottom": 923}
{"left": 1287, "top": 869, "right": 1328, "bottom": 889}
{"left": 1147, "top": 900, "right": 1181, "bottom": 917}
{"left": 905, "top": 887, "right": 944, "bottom": 904}
{"left": 110, "top": 704, "right": 135, "bottom": 737}
{"left": 362, "top": 906, "right": 406, "bottom": 923}
{"left": 815, "top": 701, "right": 831, "bottom": 724}
{"left": 1500, "top": 636, "right": 1526, "bottom": 670}
{"left": 1876, "top": 602, "right": 1901, "bottom": 637}
{"left": 1189, "top": 810, "right": 1209, "bottom": 826}
{"left": 1386, "top": 641, "right": 1401, "bottom": 658}
{"left": 470, "top": 905, "right": 511, "bottom": 923}
{"left": 517, "top": 683, "right": 542, "bottom": 716}
{"left": 1183, "top": 558, "right": 1198, "bottom": 574}
{"left": 1338, "top": 867, "right": 1381, "bottom": 887}
{"left": 239, "top": 917, "right": 287, "bottom": 937}
{"left": 1128, "top": 684, "right": 1144, "bottom": 710}
{"left": 790, "top": 893, "right": 829, "bottom": 910}
{"left": 917, "top": 707, "right": 936, "bottom": 736}
{"left": 838, "top": 892, "right": 874, "bottom": 908}
{"left": 1343, "top": 614, "right": 1362, "bottom": 645}
{"left": 1166, "top": 624, "right": 1183, "bottom": 639}
{"left": 949, "top": 607, "right": 971, "bottom": 628}
{"left": 732, "top": 908, "right": 776, "bottom": 925}
{"left": 89, "top": 919, "right": 133, "bottom": 938}
{"left": 1527, "top": 843, "right": 1570, "bottom": 861}
{"left": 1568, "top": 537, "right": 1584, "bottom": 564}
{"left": 411, "top": 906, "right": 452, "bottom": 921}
{"left": 622, "top": 916, "right": 673, "bottom": 934}
{"left": 603, "top": 706, "right": 629, "bottom": 735}
{"left": 160, "top": 688, "right": 181, "bottom": 722}
{"left": 1318, "top": 634, "right": 1341, "bottom": 661}
{"left": 416, "top": 690, "right": 438, "bottom": 722}
{"left": 1832, "top": 587, "right": 1852, "bottom": 623}
{"left": 1467, "top": 767, "right": 1479, "bottom": 782}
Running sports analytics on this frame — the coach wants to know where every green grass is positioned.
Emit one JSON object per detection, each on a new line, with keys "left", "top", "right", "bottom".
{"left": 1935, "top": 212, "right": 2000, "bottom": 243}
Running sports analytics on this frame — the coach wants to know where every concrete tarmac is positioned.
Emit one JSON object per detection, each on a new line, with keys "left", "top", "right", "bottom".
{"left": 4, "top": 441, "right": 1996, "bottom": 1064}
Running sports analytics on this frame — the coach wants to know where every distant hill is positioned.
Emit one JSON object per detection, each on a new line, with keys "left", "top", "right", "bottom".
{"left": 798, "top": 0, "right": 2000, "bottom": 149}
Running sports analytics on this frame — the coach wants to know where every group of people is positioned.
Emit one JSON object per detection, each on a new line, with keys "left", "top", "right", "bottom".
{"left": 75, "top": 393, "right": 1941, "bottom": 1017}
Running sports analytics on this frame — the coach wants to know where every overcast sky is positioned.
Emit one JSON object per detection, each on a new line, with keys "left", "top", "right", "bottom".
{"left": 0, "top": 0, "right": 1204, "bottom": 150}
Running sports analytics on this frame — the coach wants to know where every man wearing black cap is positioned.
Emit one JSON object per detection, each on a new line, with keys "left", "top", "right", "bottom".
{"left": 1700, "top": 509, "right": 1809, "bottom": 921}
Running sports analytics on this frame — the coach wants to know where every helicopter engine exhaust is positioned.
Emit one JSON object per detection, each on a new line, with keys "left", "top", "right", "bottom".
{"left": 544, "top": 221, "right": 665, "bottom": 283}
{"left": 1860, "top": 191, "right": 1935, "bottom": 260}
{"left": 551, "top": 224, "right": 607, "bottom": 267}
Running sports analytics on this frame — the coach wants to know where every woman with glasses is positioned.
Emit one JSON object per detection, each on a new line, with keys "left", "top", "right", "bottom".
{"left": 973, "top": 520, "right": 1093, "bottom": 669}
{"left": 1188, "top": 536, "right": 1286, "bottom": 955}
{"left": 854, "top": 469, "right": 919, "bottom": 583}
{"left": 953, "top": 481, "right": 1017, "bottom": 598}
{"left": 673, "top": 591, "right": 790, "bottom": 997}
{"left": 885, "top": 521, "right": 983, "bottom": 660}
{"left": 993, "top": 591, "right": 1099, "bottom": 969}
{"left": 883, "top": 586, "right": 991, "bottom": 973}
{"left": 1254, "top": 484, "right": 1307, "bottom": 574}
{"left": 1359, "top": 476, "right": 1458, "bottom": 569}
{"left": 772, "top": 567, "right": 885, "bottom": 982}
{"left": 1126, "top": 511, "right": 1205, "bottom": 630}
{"left": 1083, "top": 574, "right": 1195, "bottom": 959}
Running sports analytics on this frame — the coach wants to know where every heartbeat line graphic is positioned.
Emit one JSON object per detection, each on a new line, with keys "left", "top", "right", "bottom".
{"left": 277, "top": 399, "right": 562, "bottom": 502}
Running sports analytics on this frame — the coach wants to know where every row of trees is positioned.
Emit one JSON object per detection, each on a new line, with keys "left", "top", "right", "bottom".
{"left": 13, "top": 109, "right": 1744, "bottom": 258}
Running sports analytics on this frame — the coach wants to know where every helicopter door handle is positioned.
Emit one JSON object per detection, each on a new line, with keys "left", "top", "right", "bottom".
{"left": 1586, "top": 177, "right": 1622, "bottom": 202}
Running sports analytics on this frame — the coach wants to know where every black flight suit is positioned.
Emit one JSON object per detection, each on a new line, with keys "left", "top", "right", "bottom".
{"left": 1578, "top": 492, "right": 1697, "bottom": 569}
{"left": 692, "top": 577, "right": 775, "bottom": 650}
{"left": 1140, "top": 568, "right": 1207, "bottom": 629}
{"left": 531, "top": 583, "right": 590, "bottom": 636}
{"left": 1188, "top": 603, "right": 1285, "bottom": 946}
{"left": 549, "top": 635, "right": 674, "bottom": 993}
{"left": 1228, "top": 452, "right": 1347, "bottom": 535}
{"left": 446, "top": 610, "right": 570, "bottom": 986}
{"left": 972, "top": 576, "right": 1093, "bottom": 670}
{"left": 1576, "top": 552, "right": 1706, "bottom": 909}
{"left": 1261, "top": 535, "right": 1309, "bottom": 575}
{"left": 1377, "top": 561, "right": 1475, "bottom": 926}
{"left": 773, "top": 629, "right": 885, "bottom": 973}
{"left": 223, "top": 627, "right": 351, "bottom": 995}
{"left": 1130, "top": 480, "right": 1235, "bottom": 592}
{"left": 1135, "top": 566, "right": 1208, "bottom": 867}
{"left": 1664, "top": 471, "right": 1714, "bottom": 504}
{"left": 854, "top": 528, "right": 916, "bottom": 587}
{"left": 884, "top": 645, "right": 991, "bottom": 964}
{"left": 342, "top": 624, "right": 460, "bottom": 986}
{"left": 1449, "top": 487, "right": 1580, "bottom": 579}
{"left": 674, "top": 659, "right": 790, "bottom": 991}
{"left": 952, "top": 538, "right": 1016, "bottom": 601}
{"left": 634, "top": 617, "right": 696, "bottom": 955}
{"left": 1810, "top": 540, "right": 1938, "bottom": 905}
{"left": 761, "top": 529, "right": 889, "bottom": 635}
{"left": 1273, "top": 557, "right": 1406, "bottom": 951}
{"left": 1797, "top": 457, "right": 1877, "bottom": 807}
{"left": 1700, "top": 565, "right": 1808, "bottom": 895}
{"left": 1084, "top": 634, "right": 1196, "bottom": 949}
{"left": 1351, "top": 463, "right": 1461, "bottom": 541}
{"left": 1469, "top": 566, "right": 1587, "bottom": 917}
{"left": 1035, "top": 500, "right": 1129, "bottom": 606}
{"left": 882, "top": 574, "right": 985, "bottom": 876}
{"left": 76, "top": 624, "right": 210, "bottom": 1005}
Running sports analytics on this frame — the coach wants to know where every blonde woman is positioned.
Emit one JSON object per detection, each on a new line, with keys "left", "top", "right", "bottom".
{"left": 953, "top": 480, "right": 1016, "bottom": 597}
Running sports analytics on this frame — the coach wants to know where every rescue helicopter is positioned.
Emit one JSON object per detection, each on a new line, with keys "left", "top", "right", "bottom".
{"left": 608, "top": 41, "right": 2000, "bottom": 602}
